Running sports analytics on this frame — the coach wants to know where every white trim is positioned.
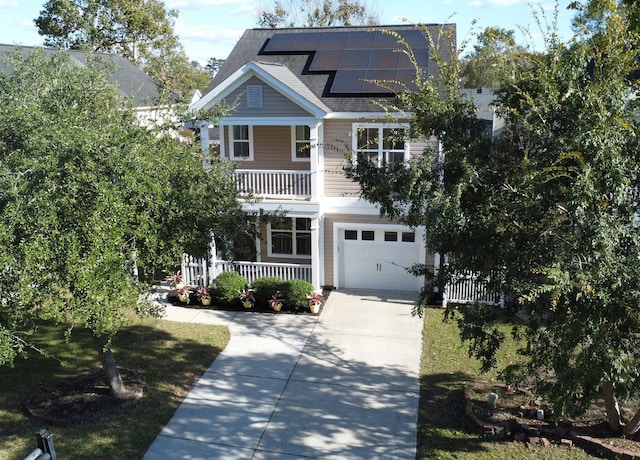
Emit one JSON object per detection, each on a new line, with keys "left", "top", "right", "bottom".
{"left": 219, "top": 117, "right": 320, "bottom": 126}
{"left": 291, "top": 125, "right": 311, "bottom": 162}
{"left": 332, "top": 222, "right": 426, "bottom": 290}
{"left": 229, "top": 125, "right": 254, "bottom": 161}
{"left": 325, "top": 111, "right": 413, "bottom": 119}
{"left": 320, "top": 197, "right": 387, "bottom": 214}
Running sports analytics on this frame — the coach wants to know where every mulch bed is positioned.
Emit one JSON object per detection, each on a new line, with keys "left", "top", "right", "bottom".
{"left": 23, "top": 368, "right": 143, "bottom": 426}
{"left": 167, "top": 287, "right": 331, "bottom": 315}
{"left": 464, "top": 382, "right": 640, "bottom": 459}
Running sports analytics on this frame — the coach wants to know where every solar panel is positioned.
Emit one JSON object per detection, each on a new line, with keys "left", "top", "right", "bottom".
{"left": 261, "top": 29, "right": 429, "bottom": 95}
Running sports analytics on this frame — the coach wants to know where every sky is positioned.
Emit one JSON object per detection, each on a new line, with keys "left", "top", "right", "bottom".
{"left": 0, "top": 0, "right": 576, "bottom": 66}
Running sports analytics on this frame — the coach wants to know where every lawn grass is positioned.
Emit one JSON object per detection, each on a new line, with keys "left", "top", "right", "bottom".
{"left": 0, "top": 316, "right": 229, "bottom": 460}
{"left": 417, "top": 306, "right": 598, "bottom": 459}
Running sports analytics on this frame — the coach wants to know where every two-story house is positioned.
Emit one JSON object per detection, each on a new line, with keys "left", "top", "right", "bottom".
{"left": 188, "top": 24, "right": 455, "bottom": 294}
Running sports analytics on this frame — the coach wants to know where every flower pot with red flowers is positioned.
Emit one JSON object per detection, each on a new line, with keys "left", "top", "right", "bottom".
{"left": 239, "top": 288, "right": 255, "bottom": 309}
{"left": 268, "top": 291, "right": 283, "bottom": 312}
{"left": 196, "top": 287, "right": 212, "bottom": 306}
{"left": 307, "top": 292, "right": 323, "bottom": 314}
{"left": 177, "top": 286, "right": 190, "bottom": 304}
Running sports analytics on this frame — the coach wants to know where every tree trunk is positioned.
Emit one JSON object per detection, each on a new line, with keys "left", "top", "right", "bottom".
{"left": 603, "top": 380, "right": 623, "bottom": 433}
{"left": 623, "top": 406, "right": 640, "bottom": 437}
{"left": 93, "top": 334, "right": 127, "bottom": 400}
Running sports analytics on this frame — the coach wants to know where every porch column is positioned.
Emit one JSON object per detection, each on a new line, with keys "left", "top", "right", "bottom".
{"left": 309, "top": 122, "right": 322, "bottom": 200}
{"left": 311, "top": 216, "right": 321, "bottom": 292}
{"left": 199, "top": 123, "right": 211, "bottom": 171}
{"left": 199, "top": 123, "right": 210, "bottom": 154}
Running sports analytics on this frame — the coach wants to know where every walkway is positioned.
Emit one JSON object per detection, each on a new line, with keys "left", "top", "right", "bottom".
{"left": 143, "top": 289, "right": 423, "bottom": 459}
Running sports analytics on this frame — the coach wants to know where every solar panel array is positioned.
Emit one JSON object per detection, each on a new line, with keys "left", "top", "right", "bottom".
{"left": 261, "top": 29, "right": 429, "bottom": 95}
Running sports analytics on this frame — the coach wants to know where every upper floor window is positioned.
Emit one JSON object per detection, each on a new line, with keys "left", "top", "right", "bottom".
{"left": 292, "top": 125, "right": 311, "bottom": 161}
{"left": 230, "top": 125, "right": 253, "bottom": 161}
{"left": 269, "top": 216, "right": 311, "bottom": 257}
{"left": 353, "top": 123, "right": 408, "bottom": 167}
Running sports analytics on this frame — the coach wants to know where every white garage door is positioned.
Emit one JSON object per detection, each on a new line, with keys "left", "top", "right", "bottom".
{"left": 338, "top": 227, "right": 424, "bottom": 291}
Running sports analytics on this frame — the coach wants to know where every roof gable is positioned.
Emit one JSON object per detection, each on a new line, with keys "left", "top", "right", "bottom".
{"left": 190, "top": 60, "right": 330, "bottom": 117}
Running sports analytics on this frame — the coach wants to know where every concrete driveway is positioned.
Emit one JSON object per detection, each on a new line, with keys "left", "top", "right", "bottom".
{"left": 143, "top": 289, "right": 424, "bottom": 459}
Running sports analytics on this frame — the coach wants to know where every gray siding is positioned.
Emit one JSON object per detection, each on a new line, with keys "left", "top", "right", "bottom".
{"left": 223, "top": 76, "right": 312, "bottom": 118}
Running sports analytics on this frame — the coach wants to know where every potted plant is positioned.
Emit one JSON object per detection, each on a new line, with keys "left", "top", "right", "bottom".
{"left": 177, "top": 285, "right": 190, "bottom": 304}
{"left": 307, "top": 292, "right": 323, "bottom": 314}
{"left": 171, "top": 271, "right": 184, "bottom": 290}
{"left": 196, "top": 287, "right": 212, "bottom": 306}
{"left": 269, "top": 291, "right": 284, "bottom": 312}
{"left": 239, "top": 288, "right": 255, "bottom": 309}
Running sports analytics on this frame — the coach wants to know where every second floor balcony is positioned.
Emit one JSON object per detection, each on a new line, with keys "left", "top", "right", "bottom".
{"left": 234, "top": 169, "right": 312, "bottom": 199}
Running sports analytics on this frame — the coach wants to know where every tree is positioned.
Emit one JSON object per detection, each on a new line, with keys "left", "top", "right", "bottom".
{"left": 256, "top": 0, "right": 378, "bottom": 28}
{"left": 34, "top": 0, "right": 206, "bottom": 100}
{"left": 461, "top": 26, "right": 525, "bottom": 88}
{"left": 0, "top": 48, "right": 247, "bottom": 399}
{"left": 205, "top": 57, "right": 226, "bottom": 79}
{"left": 348, "top": 16, "right": 640, "bottom": 436}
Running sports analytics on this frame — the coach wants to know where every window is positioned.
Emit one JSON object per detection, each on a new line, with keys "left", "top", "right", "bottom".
{"left": 230, "top": 125, "right": 253, "bottom": 160}
{"left": 402, "top": 232, "right": 416, "bottom": 242}
{"left": 354, "top": 123, "right": 408, "bottom": 167}
{"left": 292, "top": 125, "right": 311, "bottom": 161}
{"left": 361, "top": 230, "right": 375, "bottom": 241}
{"left": 269, "top": 217, "right": 311, "bottom": 257}
{"left": 344, "top": 230, "right": 358, "bottom": 240}
{"left": 384, "top": 231, "right": 398, "bottom": 242}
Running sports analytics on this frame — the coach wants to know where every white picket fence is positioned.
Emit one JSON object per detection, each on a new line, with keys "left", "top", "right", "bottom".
{"left": 444, "top": 270, "right": 504, "bottom": 308}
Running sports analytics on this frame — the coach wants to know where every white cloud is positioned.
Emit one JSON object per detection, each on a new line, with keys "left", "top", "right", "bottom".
{"left": 0, "top": 0, "right": 18, "bottom": 7}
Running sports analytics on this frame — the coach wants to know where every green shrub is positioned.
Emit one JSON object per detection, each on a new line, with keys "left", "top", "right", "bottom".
{"left": 211, "top": 271, "right": 248, "bottom": 306}
{"left": 282, "top": 279, "right": 314, "bottom": 312}
{"left": 251, "top": 277, "right": 286, "bottom": 308}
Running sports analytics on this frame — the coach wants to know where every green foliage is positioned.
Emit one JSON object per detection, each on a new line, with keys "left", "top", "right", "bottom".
{"left": 282, "top": 279, "right": 315, "bottom": 311}
{"left": 210, "top": 271, "right": 248, "bottom": 307}
{"left": 461, "top": 26, "right": 526, "bottom": 88}
{"left": 251, "top": 277, "right": 286, "bottom": 307}
{"left": 347, "top": 10, "right": 640, "bottom": 430}
{"left": 0, "top": 49, "right": 246, "bottom": 377}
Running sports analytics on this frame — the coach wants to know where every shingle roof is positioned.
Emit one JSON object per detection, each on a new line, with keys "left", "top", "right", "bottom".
{"left": 0, "top": 44, "right": 162, "bottom": 107}
{"left": 207, "top": 24, "right": 455, "bottom": 113}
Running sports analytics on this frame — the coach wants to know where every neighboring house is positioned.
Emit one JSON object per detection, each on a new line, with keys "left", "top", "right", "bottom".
{"left": 188, "top": 24, "right": 456, "bottom": 294}
{"left": 0, "top": 44, "right": 169, "bottom": 130}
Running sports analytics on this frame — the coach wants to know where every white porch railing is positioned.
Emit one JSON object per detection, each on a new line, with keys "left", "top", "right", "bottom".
{"left": 214, "top": 260, "right": 312, "bottom": 285}
{"left": 181, "top": 254, "right": 312, "bottom": 287}
{"left": 234, "top": 169, "right": 311, "bottom": 198}
{"left": 444, "top": 270, "right": 504, "bottom": 308}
